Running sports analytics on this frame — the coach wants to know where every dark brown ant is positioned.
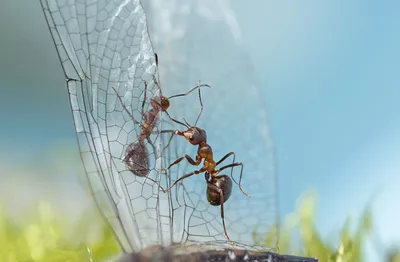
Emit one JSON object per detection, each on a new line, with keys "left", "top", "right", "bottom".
{"left": 159, "top": 87, "right": 250, "bottom": 241}
{"left": 112, "top": 53, "right": 210, "bottom": 181}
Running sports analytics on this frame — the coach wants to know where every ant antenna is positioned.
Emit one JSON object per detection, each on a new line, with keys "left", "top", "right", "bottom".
{"left": 194, "top": 80, "right": 204, "bottom": 127}
{"left": 153, "top": 53, "right": 162, "bottom": 97}
{"left": 164, "top": 110, "right": 190, "bottom": 128}
{"left": 167, "top": 83, "right": 211, "bottom": 100}
{"left": 149, "top": 96, "right": 189, "bottom": 129}
{"left": 111, "top": 86, "right": 142, "bottom": 127}
{"left": 183, "top": 118, "right": 191, "bottom": 128}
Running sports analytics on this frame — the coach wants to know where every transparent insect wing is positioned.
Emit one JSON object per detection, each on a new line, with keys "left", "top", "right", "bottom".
{"left": 41, "top": 0, "right": 169, "bottom": 252}
{"left": 145, "top": 1, "right": 279, "bottom": 251}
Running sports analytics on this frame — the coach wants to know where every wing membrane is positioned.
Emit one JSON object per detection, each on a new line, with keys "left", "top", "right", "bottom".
{"left": 42, "top": 0, "right": 279, "bottom": 254}
{"left": 41, "top": 0, "right": 168, "bottom": 252}
{"left": 144, "top": 2, "right": 279, "bottom": 251}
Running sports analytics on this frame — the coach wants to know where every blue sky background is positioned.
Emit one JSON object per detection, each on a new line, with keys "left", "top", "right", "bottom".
{"left": 0, "top": 0, "right": 399, "bottom": 260}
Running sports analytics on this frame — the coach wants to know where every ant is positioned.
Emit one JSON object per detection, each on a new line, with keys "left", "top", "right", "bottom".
{"left": 159, "top": 86, "right": 250, "bottom": 242}
{"left": 112, "top": 53, "right": 210, "bottom": 181}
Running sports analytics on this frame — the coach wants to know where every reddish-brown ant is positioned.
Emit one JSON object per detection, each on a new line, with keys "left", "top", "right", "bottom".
{"left": 112, "top": 54, "right": 210, "bottom": 180}
{"left": 159, "top": 84, "right": 250, "bottom": 241}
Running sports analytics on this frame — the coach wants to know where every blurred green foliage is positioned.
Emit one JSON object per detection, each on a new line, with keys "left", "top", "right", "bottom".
{"left": 0, "top": 202, "right": 120, "bottom": 262}
{"left": 1, "top": 192, "right": 398, "bottom": 262}
{"left": 254, "top": 191, "right": 399, "bottom": 262}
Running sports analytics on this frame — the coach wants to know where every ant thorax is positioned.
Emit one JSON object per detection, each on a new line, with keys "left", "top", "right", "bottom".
{"left": 198, "top": 142, "right": 213, "bottom": 159}
{"left": 141, "top": 108, "right": 159, "bottom": 135}
{"left": 142, "top": 108, "right": 158, "bottom": 123}
{"left": 198, "top": 143, "right": 216, "bottom": 171}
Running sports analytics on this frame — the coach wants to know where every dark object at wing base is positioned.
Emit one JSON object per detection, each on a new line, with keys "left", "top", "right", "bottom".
{"left": 122, "top": 140, "right": 150, "bottom": 177}
{"left": 116, "top": 247, "right": 318, "bottom": 262}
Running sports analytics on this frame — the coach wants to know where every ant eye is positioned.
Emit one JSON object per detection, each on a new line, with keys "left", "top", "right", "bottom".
{"left": 189, "top": 135, "right": 194, "bottom": 141}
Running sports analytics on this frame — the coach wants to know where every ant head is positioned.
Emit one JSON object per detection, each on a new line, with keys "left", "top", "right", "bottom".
{"left": 151, "top": 96, "right": 170, "bottom": 111}
{"left": 181, "top": 127, "right": 207, "bottom": 145}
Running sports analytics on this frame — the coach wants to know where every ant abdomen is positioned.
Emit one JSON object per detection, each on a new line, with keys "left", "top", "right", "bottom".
{"left": 122, "top": 139, "right": 149, "bottom": 177}
{"left": 206, "top": 175, "right": 233, "bottom": 206}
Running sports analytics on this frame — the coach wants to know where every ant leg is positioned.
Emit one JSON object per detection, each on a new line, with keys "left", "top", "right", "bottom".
{"left": 215, "top": 152, "right": 244, "bottom": 196}
{"left": 160, "top": 130, "right": 175, "bottom": 154}
{"left": 126, "top": 174, "right": 164, "bottom": 192}
{"left": 142, "top": 175, "right": 160, "bottom": 186}
{"left": 141, "top": 81, "right": 148, "bottom": 118}
{"left": 161, "top": 167, "right": 206, "bottom": 193}
{"left": 152, "top": 72, "right": 160, "bottom": 87}
{"left": 146, "top": 135, "right": 158, "bottom": 165}
{"left": 206, "top": 181, "right": 231, "bottom": 242}
{"left": 112, "top": 86, "right": 142, "bottom": 127}
{"left": 215, "top": 163, "right": 250, "bottom": 198}
{"left": 163, "top": 154, "right": 200, "bottom": 171}
{"left": 215, "top": 152, "right": 236, "bottom": 185}
{"left": 150, "top": 129, "right": 175, "bottom": 155}
{"left": 215, "top": 152, "right": 235, "bottom": 166}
